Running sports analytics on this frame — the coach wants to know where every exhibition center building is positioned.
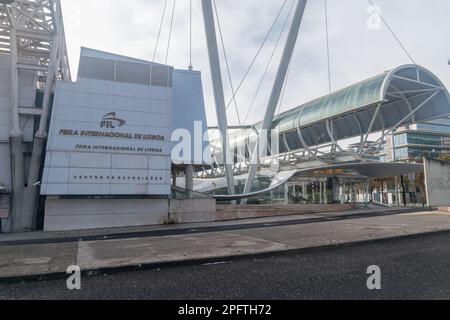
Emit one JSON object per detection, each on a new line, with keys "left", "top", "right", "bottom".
{"left": 1, "top": 48, "right": 213, "bottom": 232}
{"left": 1, "top": 47, "right": 449, "bottom": 234}
{"left": 1, "top": 0, "right": 449, "bottom": 235}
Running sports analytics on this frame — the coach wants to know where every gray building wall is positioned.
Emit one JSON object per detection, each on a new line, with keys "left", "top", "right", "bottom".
{"left": 172, "top": 69, "right": 209, "bottom": 165}
{"left": 424, "top": 158, "right": 450, "bottom": 207}
{"left": 44, "top": 198, "right": 170, "bottom": 231}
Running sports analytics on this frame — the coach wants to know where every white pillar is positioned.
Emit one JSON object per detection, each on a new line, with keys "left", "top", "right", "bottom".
{"left": 24, "top": 15, "right": 63, "bottom": 231}
{"left": 332, "top": 177, "right": 340, "bottom": 203}
{"left": 243, "top": 0, "right": 308, "bottom": 198}
{"left": 395, "top": 176, "right": 400, "bottom": 206}
{"left": 37, "top": 35, "right": 60, "bottom": 137}
{"left": 172, "top": 167, "right": 177, "bottom": 187}
{"left": 302, "top": 181, "right": 307, "bottom": 203}
{"left": 9, "top": 28, "right": 20, "bottom": 137}
{"left": 319, "top": 180, "right": 323, "bottom": 204}
{"left": 365, "top": 180, "right": 370, "bottom": 206}
{"left": 353, "top": 184, "right": 357, "bottom": 204}
{"left": 9, "top": 24, "right": 26, "bottom": 232}
{"left": 341, "top": 182, "right": 346, "bottom": 204}
{"left": 312, "top": 183, "right": 316, "bottom": 203}
{"left": 201, "top": 0, "right": 235, "bottom": 196}
{"left": 284, "top": 183, "right": 289, "bottom": 204}
{"left": 185, "top": 165, "right": 194, "bottom": 192}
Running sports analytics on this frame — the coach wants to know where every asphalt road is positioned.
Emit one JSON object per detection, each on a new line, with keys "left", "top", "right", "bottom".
{"left": 1, "top": 231, "right": 450, "bottom": 300}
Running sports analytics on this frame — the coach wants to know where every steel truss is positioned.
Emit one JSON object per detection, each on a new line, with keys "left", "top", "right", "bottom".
{"left": 1, "top": 0, "right": 70, "bottom": 135}
{"left": 200, "top": 65, "right": 448, "bottom": 183}
{"left": 1, "top": 0, "right": 70, "bottom": 232}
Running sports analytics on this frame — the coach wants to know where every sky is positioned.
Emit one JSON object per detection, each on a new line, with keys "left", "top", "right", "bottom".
{"left": 60, "top": 0, "right": 450, "bottom": 127}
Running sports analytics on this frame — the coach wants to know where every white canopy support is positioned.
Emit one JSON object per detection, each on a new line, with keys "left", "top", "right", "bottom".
{"left": 201, "top": 0, "right": 236, "bottom": 196}
{"left": 243, "top": 0, "right": 308, "bottom": 200}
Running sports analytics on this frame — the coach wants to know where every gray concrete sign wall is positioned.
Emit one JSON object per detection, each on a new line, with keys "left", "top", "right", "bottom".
{"left": 424, "top": 157, "right": 450, "bottom": 207}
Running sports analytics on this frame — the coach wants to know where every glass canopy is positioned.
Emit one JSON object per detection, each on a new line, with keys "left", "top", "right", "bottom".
{"left": 224, "top": 65, "right": 450, "bottom": 153}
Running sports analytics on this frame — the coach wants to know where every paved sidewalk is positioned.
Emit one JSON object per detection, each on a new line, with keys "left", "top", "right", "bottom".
{"left": 0, "top": 206, "right": 423, "bottom": 244}
{"left": 0, "top": 208, "right": 449, "bottom": 280}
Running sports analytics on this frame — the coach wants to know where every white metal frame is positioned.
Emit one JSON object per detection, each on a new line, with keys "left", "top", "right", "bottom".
{"left": 1, "top": 0, "right": 71, "bottom": 136}
{"left": 200, "top": 65, "right": 449, "bottom": 194}
{"left": 1, "top": 0, "right": 70, "bottom": 231}
{"left": 243, "top": 0, "right": 308, "bottom": 199}
{"left": 201, "top": 0, "right": 236, "bottom": 196}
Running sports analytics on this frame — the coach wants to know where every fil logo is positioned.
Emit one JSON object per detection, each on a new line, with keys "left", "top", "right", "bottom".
{"left": 100, "top": 112, "right": 126, "bottom": 129}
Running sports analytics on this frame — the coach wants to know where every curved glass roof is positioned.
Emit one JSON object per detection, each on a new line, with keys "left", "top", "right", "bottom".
{"left": 269, "top": 65, "right": 450, "bottom": 133}
{"left": 206, "top": 65, "right": 450, "bottom": 198}
{"left": 212, "top": 65, "right": 450, "bottom": 161}
{"left": 233, "top": 65, "right": 450, "bottom": 150}
{"left": 271, "top": 73, "right": 387, "bottom": 133}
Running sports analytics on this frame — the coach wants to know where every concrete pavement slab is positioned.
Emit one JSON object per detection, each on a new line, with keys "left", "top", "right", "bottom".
{"left": 233, "top": 212, "right": 450, "bottom": 249}
{"left": 76, "top": 232, "right": 291, "bottom": 270}
{"left": 0, "top": 242, "right": 78, "bottom": 278}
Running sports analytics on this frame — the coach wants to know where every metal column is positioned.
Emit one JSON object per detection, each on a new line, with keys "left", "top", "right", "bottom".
{"left": 8, "top": 20, "right": 26, "bottom": 232}
{"left": 172, "top": 168, "right": 177, "bottom": 187}
{"left": 341, "top": 182, "right": 346, "bottom": 205}
{"left": 302, "top": 182, "right": 306, "bottom": 203}
{"left": 23, "top": 1, "right": 63, "bottom": 231}
{"left": 319, "top": 181, "right": 323, "bottom": 204}
{"left": 312, "top": 183, "right": 316, "bottom": 203}
{"left": 243, "top": 0, "right": 308, "bottom": 199}
{"left": 185, "top": 165, "right": 194, "bottom": 195}
{"left": 201, "top": 0, "right": 235, "bottom": 196}
{"left": 284, "top": 183, "right": 289, "bottom": 204}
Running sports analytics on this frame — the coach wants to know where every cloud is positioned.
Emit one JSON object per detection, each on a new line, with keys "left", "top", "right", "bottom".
{"left": 61, "top": 0, "right": 450, "bottom": 127}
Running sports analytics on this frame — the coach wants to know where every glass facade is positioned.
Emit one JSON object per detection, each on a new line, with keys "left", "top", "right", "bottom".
{"left": 394, "top": 132, "right": 450, "bottom": 148}
{"left": 415, "top": 119, "right": 450, "bottom": 134}
{"left": 393, "top": 129, "right": 450, "bottom": 161}
{"left": 394, "top": 147, "right": 447, "bottom": 160}
{"left": 393, "top": 133, "right": 408, "bottom": 146}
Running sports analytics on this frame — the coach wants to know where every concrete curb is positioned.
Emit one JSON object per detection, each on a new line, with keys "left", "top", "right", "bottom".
{"left": 1, "top": 228, "right": 450, "bottom": 285}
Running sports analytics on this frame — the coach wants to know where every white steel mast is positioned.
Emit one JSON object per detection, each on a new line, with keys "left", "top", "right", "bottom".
{"left": 201, "top": 0, "right": 236, "bottom": 195}
{"left": 243, "top": 0, "right": 308, "bottom": 200}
